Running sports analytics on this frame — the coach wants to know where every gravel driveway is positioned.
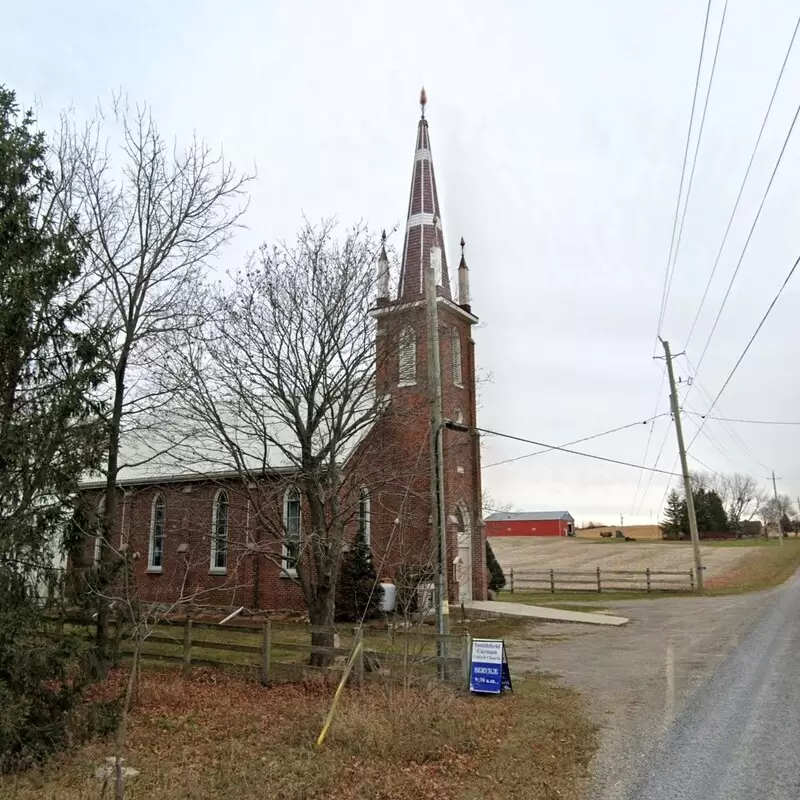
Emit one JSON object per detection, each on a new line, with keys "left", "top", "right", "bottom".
{"left": 504, "top": 588, "right": 782, "bottom": 799}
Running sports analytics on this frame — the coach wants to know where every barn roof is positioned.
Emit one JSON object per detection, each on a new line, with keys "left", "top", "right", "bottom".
{"left": 485, "top": 511, "right": 574, "bottom": 522}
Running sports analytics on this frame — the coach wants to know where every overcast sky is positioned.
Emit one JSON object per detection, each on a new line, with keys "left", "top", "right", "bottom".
{"left": 5, "top": 0, "right": 800, "bottom": 524}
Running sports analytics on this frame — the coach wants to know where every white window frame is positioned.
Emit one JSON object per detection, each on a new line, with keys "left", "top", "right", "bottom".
{"left": 357, "top": 487, "right": 371, "bottom": 548}
{"left": 398, "top": 326, "right": 417, "bottom": 387}
{"left": 282, "top": 487, "right": 302, "bottom": 577}
{"left": 452, "top": 327, "right": 463, "bottom": 387}
{"left": 210, "top": 489, "right": 229, "bottom": 574}
{"left": 148, "top": 493, "right": 166, "bottom": 573}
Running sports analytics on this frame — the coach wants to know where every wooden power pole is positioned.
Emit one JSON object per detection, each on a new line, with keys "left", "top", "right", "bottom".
{"left": 661, "top": 339, "right": 704, "bottom": 590}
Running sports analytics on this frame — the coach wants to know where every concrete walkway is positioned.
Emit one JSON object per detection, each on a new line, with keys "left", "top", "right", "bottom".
{"left": 466, "top": 600, "right": 629, "bottom": 626}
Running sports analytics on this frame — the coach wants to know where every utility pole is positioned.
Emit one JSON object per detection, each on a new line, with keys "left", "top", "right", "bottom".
{"left": 424, "top": 236, "right": 449, "bottom": 677}
{"left": 661, "top": 339, "right": 704, "bottom": 590}
{"left": 771, "top": 471, "right": 784, "bottom": 547}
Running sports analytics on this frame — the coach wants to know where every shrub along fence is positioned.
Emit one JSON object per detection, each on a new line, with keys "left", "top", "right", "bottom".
{"left": 503, "top": 567, "right": 696, "bottom": 593}
{"left": 66, "top": 615, "right": 471, "bottom": 688}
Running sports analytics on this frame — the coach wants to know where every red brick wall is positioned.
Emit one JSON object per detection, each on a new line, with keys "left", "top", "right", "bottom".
{"left": 80, "top": 297, "right": 486, "bottom": 612}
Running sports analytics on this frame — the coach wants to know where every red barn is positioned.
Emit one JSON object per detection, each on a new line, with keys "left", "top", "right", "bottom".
{"left": 485, "top": 511, "right": 575, "bottom": 537}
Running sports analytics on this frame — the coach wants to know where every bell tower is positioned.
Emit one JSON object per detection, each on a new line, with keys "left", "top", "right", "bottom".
{"left": 371, "top": 90, "right": 486, "bottom": 603}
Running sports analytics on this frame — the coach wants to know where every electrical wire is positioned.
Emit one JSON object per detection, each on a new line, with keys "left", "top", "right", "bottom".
{"left": 685, "top": 412, "right": 800, "bottom": 426}
{"left": 681, "top": 354, "right": 770, "bottom": 473}
{"left": 630, "top": 367, "right": 668, "bottom": 516}
{"left": 476, "top": 427, "right": 683, "bottom": 477}
{"left": 633, "top": 419, "right": 674, "bottom": 517}
{"left": 483, "top": 414, "right": 669, "bottom": 469}
{"left": 655, "top": 0, "right": 714, "bottom": 343}
{"left": 662, "top": 0, "right": 729, "bottom": 326}
{"left": 684, "top": 11, "right": 800, "bottom": 351}
{"left": 687, "top": 249, "right": 800, "bottom": 452}
{"left": 691, "top": 97, "right": 800, "bottom": 380}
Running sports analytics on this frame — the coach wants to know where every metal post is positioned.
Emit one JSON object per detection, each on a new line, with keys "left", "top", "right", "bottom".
{"left": 646, "top": 567, "right": 651, "bottom": 593}
{"left": 550, "top": 568, "right": 555, "bottom": 594}
{"left": 510, "top": 567, "right": 514, "bottom": 594}
{"left": 424, "top": 243, "right": 449, "bottom": 681}
{"left": 661, "top": 338, "right": 704, "bottom": 590}
{"left": 596, "top": 566, "right": 601, "bottom": 593}
{"left": 772, "top": 471, "right": 784, "bottom": 547}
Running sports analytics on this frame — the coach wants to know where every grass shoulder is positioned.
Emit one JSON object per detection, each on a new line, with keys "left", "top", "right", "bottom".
{"left": 1, "top": 666, "right": 596, "bottom": 800}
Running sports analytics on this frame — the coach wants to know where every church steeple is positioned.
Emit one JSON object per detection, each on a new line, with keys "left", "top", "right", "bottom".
{"left": 397, "top": 88, "right": 452, "bottom": 302}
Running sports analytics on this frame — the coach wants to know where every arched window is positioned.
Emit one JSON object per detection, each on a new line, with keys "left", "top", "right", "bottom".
{"left": 398, "top": 326, "right": 417, "bottom": 386}
{"left": 148, "top": 493, "right": 166, "bottom": 571}
{"left": 451, "top": 328, "right": 463, "bottom": 386}
{"left": 211, "top": 490, "right": 229, "bottom": 573}
{"left": 94, "top": 495, "right": 105, "bottom": 565}
{"left": 282, "top": 487, "right": 302, "bottom": 576}
{"left": 357, "top": 487, "right": 371, "bottom": 547}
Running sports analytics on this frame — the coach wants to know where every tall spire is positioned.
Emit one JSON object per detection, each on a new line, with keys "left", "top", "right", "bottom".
{"left": 458, "top": 236, "right": 470, "bottom": 310}
{"left": 397, "top": 88, "right": 452, "bottom": 301}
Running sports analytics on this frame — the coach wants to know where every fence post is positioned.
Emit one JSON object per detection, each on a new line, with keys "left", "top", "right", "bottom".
{"left": 646, "top": 567, "right": 651, "bottom": 593}
{"left": 260, "top": 620, "right": 271, "bottom": 686}
{"left": 354, "top": 626, "right": 364, "bottom": 689}
{"left": 182, "top": 610, "right": 192, "bottom": 677}
{"left": 689, "top": 569, "right": 696, "bottom": 592}
{"left": 550, "top": 569, "right": 555, "bottom": 594}
{"left": 596, "top": 566, "right": 602, "bottom": 593}
{"left": 510, "top": 568, "right": 514, "bottom": 594}
{"left": 461, "top": 633, "right": 472, "bottom": 691}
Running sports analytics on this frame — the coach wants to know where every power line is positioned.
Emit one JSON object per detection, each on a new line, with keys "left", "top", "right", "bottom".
{"left": 631, "top": 366, "right": 668, "bottom": 515}
{"left": 687, "top": 249, "right": 800, "bottom": 451}
{"left": 681, "top": 354, "right": 770, "bottom": 473}
{"left": 685, "top": 11, "right": 800, "bottom": 351}
{"left": 633, "top": 420, "right": 674, "bottom": 517}
{"left": 476, "top": 427, "right": 683, "bottom": 477}
{"left": 686, "top": 412, "right": 800, "bottom": 426}
{"left": 691, "top": 92, "right": 800, "bottom": 380}
{"left": 483, "top": 415, "right": 669, "bottom": 469}
{"left": 662, "top": 0, "right": 729, "bottom": 325}
{"left": 655, "top": 0, "right": 714, "bottom": 343}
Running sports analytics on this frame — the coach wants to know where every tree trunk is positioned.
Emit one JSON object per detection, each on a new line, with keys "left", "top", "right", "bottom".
{"left": 309, "top": 592, "right": 336, "bottom": 668}
{"left": 96, "top": 360, "right": 126, "bottom": 656}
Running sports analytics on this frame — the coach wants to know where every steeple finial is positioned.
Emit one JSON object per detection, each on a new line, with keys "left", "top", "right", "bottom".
{"left": 458, "top": 236, "right": 470, "bottom": 310}
{"left": 420, "top": 86, "right": 427, "bottom": 118}
{"left": 377, "top": 229, "right": 390, "bottom": 299}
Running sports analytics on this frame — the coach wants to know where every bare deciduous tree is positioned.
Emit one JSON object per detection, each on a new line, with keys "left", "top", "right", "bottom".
{"left": 59, "top": 98, "right": 252, "bottom": 650}
{"left": 159, "top": 220, "right": 407, "bottom": 664}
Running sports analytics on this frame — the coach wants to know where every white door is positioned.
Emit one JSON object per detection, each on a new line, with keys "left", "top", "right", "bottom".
{"left": 455, "top": 505, "right": 473, "bottom": 603}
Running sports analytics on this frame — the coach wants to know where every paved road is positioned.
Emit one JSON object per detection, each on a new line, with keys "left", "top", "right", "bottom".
{"left": 624, "top": 574, "right": 800, "bottom": 799}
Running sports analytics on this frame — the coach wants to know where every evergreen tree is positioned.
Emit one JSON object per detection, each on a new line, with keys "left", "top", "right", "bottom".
{"left": 660, "top": 489, "right": 687, "bottom": 539}
{"left": 694, "top": 489, "right": 728, "bottom": 535}
{"left": 335, "top": 527, "right": 384, "bottom": 622}
{"left": 0, "top": 86, "right": 107, "bottom": 769}
{"left": 486, "top": 540, "right": 506, "bottom": 592}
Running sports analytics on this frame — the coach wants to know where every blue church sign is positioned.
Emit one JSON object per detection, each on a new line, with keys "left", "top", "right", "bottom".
{"left": 469, "top": 638, "right": 513, "bottom": 694}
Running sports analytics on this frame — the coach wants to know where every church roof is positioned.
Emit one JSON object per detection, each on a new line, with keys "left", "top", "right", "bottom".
{"left": 397, "top": 88, "right": 452, "bottom": 302}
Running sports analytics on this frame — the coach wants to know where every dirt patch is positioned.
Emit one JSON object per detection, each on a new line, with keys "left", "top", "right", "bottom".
{"left": 491, "top": 537, "right": 752, "bottom": 584}
{"left": 1, "top": 666, "right": 596, "bottom": 800}
{"left": 576, "top": 525, "right": 661, "bottom": 540}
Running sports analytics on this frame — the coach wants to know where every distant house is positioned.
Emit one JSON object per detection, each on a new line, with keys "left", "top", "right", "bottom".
{"left": 485, "top": 511, "right": 575, "bottom": 538}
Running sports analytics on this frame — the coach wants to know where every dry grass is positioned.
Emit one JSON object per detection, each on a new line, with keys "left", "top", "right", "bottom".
{"left": 704, "top": 538, "right": 800, "bottom": 593}
{"left": 0, "top": 667, "right": 595, "bottom": 800}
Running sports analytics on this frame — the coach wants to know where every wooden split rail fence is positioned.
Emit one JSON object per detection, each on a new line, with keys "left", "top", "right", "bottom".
{"left": 69, "top": 616, "right": 471, "bottom": 688}
{"left": 504, "top": 567, "right": 696, "bottom": 594}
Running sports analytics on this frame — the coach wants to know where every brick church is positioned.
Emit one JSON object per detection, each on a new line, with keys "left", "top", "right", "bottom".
{"left": 81, "top": 93, "right": 487, "bottom": 612}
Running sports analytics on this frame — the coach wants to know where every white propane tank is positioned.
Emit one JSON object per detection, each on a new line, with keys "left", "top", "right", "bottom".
{"left": 379, "top": 581, "right": 397, "bottom": 613}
